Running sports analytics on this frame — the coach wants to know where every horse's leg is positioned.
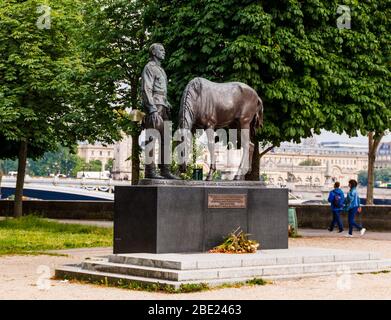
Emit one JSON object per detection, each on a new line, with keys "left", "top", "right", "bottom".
{"left": 248, "top": 140, "right": 255, "bottom": 173}
{"left": 205, "top": 128, "right": 216, "bottom": 181}
{"left": 234, "top": 122, "right": 251, "bottom": 180}
{"left": 180, "top": 130, "right": 191, "bottom": 174}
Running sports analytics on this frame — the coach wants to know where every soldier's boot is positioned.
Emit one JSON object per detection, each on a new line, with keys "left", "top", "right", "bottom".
{"left": 160, "top": 165, "right": 181, "bottom": 180}
{"left": 145, "top": 164, "right": 164, "bottom": 179}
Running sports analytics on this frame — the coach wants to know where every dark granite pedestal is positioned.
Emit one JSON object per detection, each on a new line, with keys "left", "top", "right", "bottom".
{"left": 114, "top": 180, "right": 288, "bottom": 254}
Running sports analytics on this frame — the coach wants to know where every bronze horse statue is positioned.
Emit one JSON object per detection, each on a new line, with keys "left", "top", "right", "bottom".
{"left": 178, "top": 77, "right": 263, "bottom": 180}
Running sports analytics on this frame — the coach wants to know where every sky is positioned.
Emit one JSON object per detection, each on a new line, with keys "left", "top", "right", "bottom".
{"left": 315, "top": 130, "right": 391, "bottom": 144}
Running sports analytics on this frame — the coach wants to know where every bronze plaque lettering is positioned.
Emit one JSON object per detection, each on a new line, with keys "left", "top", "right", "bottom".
{"left": 208, "top": 194, "right": 247, "bottom": 209}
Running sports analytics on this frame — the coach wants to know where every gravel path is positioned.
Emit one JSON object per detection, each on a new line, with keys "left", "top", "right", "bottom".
{"left": 1, "top": 236, "right": 391, "bottom": 300}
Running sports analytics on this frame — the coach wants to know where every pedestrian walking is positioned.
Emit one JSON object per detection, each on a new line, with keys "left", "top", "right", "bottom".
{"left": 344, "top": 179, "right": 366, "bottom": 237}
{"left": 327, "top": 182, "right": 345, "bottom": 233}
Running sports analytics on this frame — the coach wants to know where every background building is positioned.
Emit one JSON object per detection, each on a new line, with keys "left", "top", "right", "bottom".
{"left": 77, "top": 136, "right": 132, "bottom": 180}
{"left": 376, "top": 142, "right": 391, "bottom": 169}
{"left": 202, "top": 137, "right": 368, "bottom": 186}
{"left": 77, "top": 134, "right": 375, "bottom": 185}
{"left": 77, "top": 142, "right": 114, "bottom": 172}
{"left": 260, "top": 139, "right": 368, "bottom": 186}
{"left": 112, "top": 136, "right": 133, "bottom": 181}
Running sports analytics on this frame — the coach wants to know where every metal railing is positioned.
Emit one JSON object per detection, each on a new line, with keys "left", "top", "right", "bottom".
{"left": 1, "top": 176, "right": 132, "bottom": 187}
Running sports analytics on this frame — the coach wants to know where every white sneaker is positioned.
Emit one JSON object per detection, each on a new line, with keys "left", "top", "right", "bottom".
{"left": 360, "top": 228, "right": 366, "bottom": 236}
{"left": 345, "top": 234, "right": 354, "bottom": 238}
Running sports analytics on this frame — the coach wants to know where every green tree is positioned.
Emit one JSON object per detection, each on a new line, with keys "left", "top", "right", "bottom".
{"left": 0, "top": 136, "right": 47, "bottom": 203}
{"left": 260, "top": 173, "right": 268, "bottom": 183}
{"left": 315, "top": 3, "right": 390, "bottom": 204}
{"left": 0, "top": 0, "right": 122, "bottom": 216}
{"left": 0, "top": 0, "right": 87, "bottom": 216}
{"left": 359, "top": 168, "right": 391, "bottom": 187}
{"left": 358, "top": 170, "right": 368, "bottom": 186}
{"left": 105, "top": 158, "right": 114, "bottom": 172}
{"left": 70, "top": 156, "right": 87, "bottom": 178}
{"left": 0, "top": 161, "right": 3, "bottom": 199}
{"left": 376, "top": 168, "right": 391, "bottom": 183}
{"left": 81, "top": 0, "right": 149, "bottom": 184}
{"left": 0, "top": 159, "right": 18, "bottom": 175}
{"left": 87, "top": 160, "right": 103, "bottom": 172}
{"left": 299, "top": 159, "right": 321, "bottom": 166}
{"left": 28, "top": 146, "right": 82, "bottom": 177}
{"left": 145, "top": 0, "right": 390, "bottom": 183}
{"left": 144, "top": 0, "right": 332, "bottom": 180}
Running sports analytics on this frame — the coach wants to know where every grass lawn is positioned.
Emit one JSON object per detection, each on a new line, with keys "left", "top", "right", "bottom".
{"left": 0, "top": 216, "right": 113, "bottom": 256}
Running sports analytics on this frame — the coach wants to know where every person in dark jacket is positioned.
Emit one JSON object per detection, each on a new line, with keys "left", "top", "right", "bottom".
{"left": 344, "top": 179, "right": 366, "bottom": 237}
{"left": 327, "top": 182, "right": 345, "bottom": 232}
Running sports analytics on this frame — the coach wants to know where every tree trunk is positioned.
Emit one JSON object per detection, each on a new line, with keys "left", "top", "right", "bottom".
{"left": 131, "top": 130, "right": 141, "bottom": 185}
{"left": 129, "top": 74, "right": 142, "bottom": 185}
{"left": 14, "top": 141, "right": 28, "bottom": 218}
{"left": 0, "top": 160, "right": 3, "bottom": 200}
{"left": 245, "top": 144, "right": 274, "bottom": 181}
{"left": 245, "top": 141, "right": 260, "bottom": 181}
{"left": 366, "top": 132, "right": 383, "bottom": 205}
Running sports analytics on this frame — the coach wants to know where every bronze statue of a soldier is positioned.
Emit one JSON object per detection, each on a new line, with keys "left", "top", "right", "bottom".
{"left": 141, "top": 43, "right": 179, "bottom": 179}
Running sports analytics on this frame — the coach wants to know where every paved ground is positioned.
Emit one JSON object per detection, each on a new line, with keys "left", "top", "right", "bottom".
{"left": 1, "top": 235, "right": 391, "bottom": 300}
{"left": 300, "top": 229, "right": 391, "bottom": 241}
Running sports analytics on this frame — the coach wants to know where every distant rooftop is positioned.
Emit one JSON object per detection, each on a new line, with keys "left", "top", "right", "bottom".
{"left": 270, "top": 139, "right": 368, "bottom": 156}
{"left": 320, "top": 141, "right": 368, "bottom": 150}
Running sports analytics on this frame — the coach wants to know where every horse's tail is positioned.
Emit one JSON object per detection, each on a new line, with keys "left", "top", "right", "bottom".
{"left": 251, "top": 96, "right": 263, "bottom": 138}
{"left": 179, "top": 78, "right": 200, "bottom": 130}
{"left": 178, "top": 79, "right": 200, "bottom": 171}
{"left": 179, "top": 84, "right": 191, "bottom": 130}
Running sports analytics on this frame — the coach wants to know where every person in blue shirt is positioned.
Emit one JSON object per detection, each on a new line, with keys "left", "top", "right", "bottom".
{"left": 327, "top": 182, "right": 345, "bottom": 233}
{"left": 344, "top": 179, "right": 366, "bottom": 237}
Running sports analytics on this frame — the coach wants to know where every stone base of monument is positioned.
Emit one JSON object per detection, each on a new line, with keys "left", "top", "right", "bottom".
{"left": 55, "top": 247, "right": 391, "bottom": 290}
{"left": 114, "top": 181, "right": 288, "bottom": 254}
